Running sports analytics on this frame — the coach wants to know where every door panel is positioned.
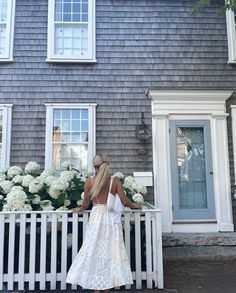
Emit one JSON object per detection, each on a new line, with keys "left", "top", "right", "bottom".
{"left": 170, "top": 120, "right": 215, "bottom": 220}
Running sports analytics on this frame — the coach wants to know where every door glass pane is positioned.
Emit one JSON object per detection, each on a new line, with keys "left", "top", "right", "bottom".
{"left": 176, "top": 127, "right": 207, "bottom": 209}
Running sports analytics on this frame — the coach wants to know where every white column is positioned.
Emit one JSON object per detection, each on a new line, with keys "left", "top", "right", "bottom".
{"left": 211, "top": 114, "right": 234, "bottom": 231}
{"left": 152, "top": 114, "right": 172, "bottom": 232}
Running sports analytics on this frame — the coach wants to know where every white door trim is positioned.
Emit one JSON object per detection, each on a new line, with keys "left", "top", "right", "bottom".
{"left": 148, "top": 90, "right": 234, "bottom": 233}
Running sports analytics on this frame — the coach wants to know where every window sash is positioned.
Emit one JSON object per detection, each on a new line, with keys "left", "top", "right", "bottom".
{"left": 226, "top": 10, "right": 236, "bottom": 62}
{"left": 45, "top": 104, "right": 96, "bottom": 172}
{"left": 47, "top": 0, "right": 95, "bottom": 61}
{"left": 0, "top": 0, "right": 15, "bottom": 61}
{"left": 0, "top": 105, "right": 12, "bottom": 168}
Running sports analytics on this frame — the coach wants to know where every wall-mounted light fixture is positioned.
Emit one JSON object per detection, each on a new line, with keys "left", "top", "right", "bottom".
{"left": 135, "top": 112, "right": 151, "bottom": 141}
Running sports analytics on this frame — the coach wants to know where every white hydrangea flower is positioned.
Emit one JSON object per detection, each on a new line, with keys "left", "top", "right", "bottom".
{"left": 0, "top": 167, "right": 9, "bottom": 174}
{"left": 81, "top": 192, "right": 84, "bottom": 200}
{"left": 123, "top": 176, "right": 135, "bottom": 191}
{"left": 40, "top": 200, "right": 54, "bottom": 211}
{"left": 2, "top": 204, "right": 11, "bottom": 212}
{"left": 43, "top": 175, "right": 57, "bottom": 187}
{"left": 7, "top": 166, "right": 23, "bottom": 178}
{"left": 56, "top": 206, "right": 69, "bottom": 220}
{"left": 40, "top": 169, "right": 56, "bottom": 179}
{"left": 22, "top": 174, "right": 35, "bottom": 187}
{"left": 22, "top": 204, "right": 32, "bottom": 211}
{"left": 28, "top": 177, "right": 44, "bottom": 194}
{"left": 134, "top": 183, "right": 147, "bottom": 195}
{"left": 60, "top": 171, "right": 75, "bottom": 182}
{"left": 31, "top": 194, "right": 41, "bottom": 205}
{"left": 25, "top": 161, "right": 40, "bottom": 175}
{"left": 11, "top": 186, "right": 23, "bottom": 192}
{"left": 113, "top": 172, "right": 125, "bottom": 179}
{"left": 0, "top": 194, "right": 4, "bottom": 200}
{"left": 132, "top": 193, "right": 144, "bottom": 204}
{"left": 12, "top": 175, "right": 23, "bottom": 184}
{"left": 0, "top": 180, "right": 14, "bottom": 194}
{"left": 67, "top": 233, "right": 73, "bottom": 249}
{"left": 77, "top": 199, "right": 83, "bottom": 206}
{"left": 61, "top": 161, "right": 71, "bottom": 171}
{"left": 3, "top": 188, "right": 28, "bottom": 211}
{"left": 48, "top": 178, "right": 69, "bottom": 199}
{"left": 64, "top": 199, "right": 71, "bottom": 207}
{"left": 0, "top": 173, "right": 6, "bottom": 182}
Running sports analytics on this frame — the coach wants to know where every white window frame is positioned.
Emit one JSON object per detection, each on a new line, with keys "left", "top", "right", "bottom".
{"left": 45, "top": 103, "right": 97, "bottom": 172}
{"left": 0, "top": 0, "right": 15, "bottom": 62}
{"left": 226, "top": 9, "right": 236, "bottom": 63}
{"left": 0, "top": 104, "right": 12, "bottom": 167}
{"left": 47, "top": 0, "right": 96, "bottom": 63}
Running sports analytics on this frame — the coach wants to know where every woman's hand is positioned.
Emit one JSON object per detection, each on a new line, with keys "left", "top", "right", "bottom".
{"left": 132, "top": 203, "right": 142, "bottom": 210}
{"left": 71, "top": 207, "right": 83, "bottom": 213}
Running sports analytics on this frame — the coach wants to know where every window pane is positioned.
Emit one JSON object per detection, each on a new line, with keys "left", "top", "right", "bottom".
{"left": 53, "top": 109, "right": 61, "bottom": 119}
{"left": 61, "top": 120, "right": 70, "bottom": 131}
{"left": 55, "top": 24, "right": 88, "bottom": 56}
{"left": 52, "top": 143, "right": 88, "bottom": 171}
{"left": 82, "top": 13, "right": 88, "bottom": 22}
{"left": 81, "top": 132, "right": 88, "bottom": 142}
{"left": 176, "top": 127, "right": 207, "bottom": 209}
{"left": 81, "top": 109, "right": 88, "bottom": 119}
{"left": 0, "top": 24, "right": 6, "bottom": 54}
{"left": 81, "top": 120, "right": 88, "bottom": 131}
{"left": 0, "top": 0, "right": 7, "bottom": 22}
{"left": 62, "top": 109, "right": 70, "bottom": 119}
{"left": 72, "top": 109, "right": 80, "bottom": 119}
{"left": 72, "top": 120, "right": 80, "bottom": 131}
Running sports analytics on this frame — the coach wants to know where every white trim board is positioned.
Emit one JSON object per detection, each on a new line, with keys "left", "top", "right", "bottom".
{"left": 149, "top": 89, "right": 234, "bottom": 233}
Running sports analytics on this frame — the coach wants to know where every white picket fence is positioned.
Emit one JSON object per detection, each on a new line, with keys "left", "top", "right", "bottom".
{"left": 0, "top": 204, "right": 163, "bottom": 291}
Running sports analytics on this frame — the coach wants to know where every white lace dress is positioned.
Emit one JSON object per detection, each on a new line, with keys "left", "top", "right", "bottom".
{"left": 66, "top": 204, "right": 133, "bottom": 290}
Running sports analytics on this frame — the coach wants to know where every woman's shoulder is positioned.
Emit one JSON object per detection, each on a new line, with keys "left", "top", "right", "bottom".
{"left": 85, "top": 176, "right": 95, "bottom": 186}
{"left": 112, "top": 176, "right": 122, "bottom": 184}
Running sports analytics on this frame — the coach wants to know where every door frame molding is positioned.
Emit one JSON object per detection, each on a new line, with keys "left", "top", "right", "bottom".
{"left": 148, "top": 90, "right": 234, "bottom": 233}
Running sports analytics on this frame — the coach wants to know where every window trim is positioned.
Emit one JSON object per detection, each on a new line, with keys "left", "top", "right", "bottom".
{"left": 0, "top": 0, "right": 16, "bottom": 62}
{"left": 45, "top": 103, "right": 97, "bottom": 171}
{"left": 0, "top": 104, "right": 13, "bottom": 167}
{"left": 47, "top": 0, "right": 96, "bottom": 63}
{"left": 226, "top": 9, "right": 236, "bottom": 63}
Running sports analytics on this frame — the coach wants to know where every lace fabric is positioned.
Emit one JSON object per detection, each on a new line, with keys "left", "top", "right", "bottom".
{"left": 66, "top": 205, "right": 133, "bottom": 290}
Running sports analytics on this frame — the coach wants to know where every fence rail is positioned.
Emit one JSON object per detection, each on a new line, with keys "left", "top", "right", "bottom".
{"left": 0, "top": 205, "right": 163, "bottom": 291}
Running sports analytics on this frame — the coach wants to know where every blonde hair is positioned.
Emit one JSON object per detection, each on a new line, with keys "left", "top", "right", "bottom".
{"left": 90, "top": 155, "right": 110, "bottom": 199}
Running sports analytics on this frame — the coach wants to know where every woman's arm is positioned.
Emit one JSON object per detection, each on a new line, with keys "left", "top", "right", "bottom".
{"left": 114, "top": 177, "right": 142, "bottom": 209}
{"left": 72, "top": 178, "right": 92, "bottom": 213}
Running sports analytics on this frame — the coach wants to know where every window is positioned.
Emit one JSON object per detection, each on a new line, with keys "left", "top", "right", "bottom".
{"left": 0, "top": 0, "right": 15, "bottom": 62}
{"left": 47, "top": 0, "right": 96, "bottom": 62}
{"left": 45, "top": 104, "right": 96, "bottom": 172}
{"left": 226, "top": 10, "right": 236, "bottom": 63}
{"left": 0, "top": 105, "right": 12, "bottom": 167}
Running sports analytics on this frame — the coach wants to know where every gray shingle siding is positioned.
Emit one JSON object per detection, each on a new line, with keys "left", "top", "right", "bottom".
{"left": 0, "top": 0, "right": 235, "bottom": 182}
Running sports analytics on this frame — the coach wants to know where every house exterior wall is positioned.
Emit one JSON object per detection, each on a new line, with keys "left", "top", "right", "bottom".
{"left": 0, "top": 0, "right": 236, "bottom": 208}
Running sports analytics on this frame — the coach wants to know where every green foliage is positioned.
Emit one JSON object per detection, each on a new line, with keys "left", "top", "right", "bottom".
{"left": 192, "top": 0, "right": 236, "bottom": 14}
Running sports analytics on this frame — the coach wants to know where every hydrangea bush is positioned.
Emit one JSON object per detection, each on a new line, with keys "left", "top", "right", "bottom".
{"left": 0, "top": 162, "right": 147, "bottom": 212}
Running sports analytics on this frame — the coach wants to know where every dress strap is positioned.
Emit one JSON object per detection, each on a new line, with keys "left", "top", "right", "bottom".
{"left": 109, "top": 177, "right": 113, "bottom": 193}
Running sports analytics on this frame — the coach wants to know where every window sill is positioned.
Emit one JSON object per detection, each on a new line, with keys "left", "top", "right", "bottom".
{"left": 0, "top": 58, "right": 14, "bottom": 63}
{"left": 46, "top": 58, "right": 97, "bottom": 64}
{"left": 228, "top": 60, "right": 236, "bottom": 64}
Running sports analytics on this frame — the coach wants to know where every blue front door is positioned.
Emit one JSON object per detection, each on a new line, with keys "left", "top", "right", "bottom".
{"left": 170, "top": 120, "right": 215, "bottom": 220}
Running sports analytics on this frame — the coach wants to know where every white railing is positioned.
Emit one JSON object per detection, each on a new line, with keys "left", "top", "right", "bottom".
{"left": 0, "top": 204, "right": 163, "bottom": 291}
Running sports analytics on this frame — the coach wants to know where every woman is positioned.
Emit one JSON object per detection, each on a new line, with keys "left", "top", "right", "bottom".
{"left": 66, "top": 155, "right": 142, "bottom": 293}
